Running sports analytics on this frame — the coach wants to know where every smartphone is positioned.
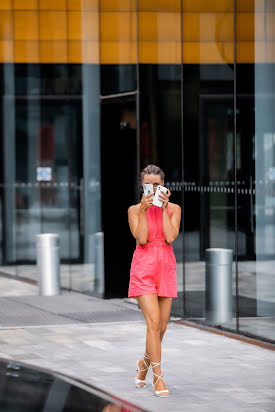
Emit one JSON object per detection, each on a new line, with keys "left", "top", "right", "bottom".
{"left": 153, "top": 185, "right": 169, "bottom": 207}
{"left": 143, "top": 183, "right": 154, "bottom": 197}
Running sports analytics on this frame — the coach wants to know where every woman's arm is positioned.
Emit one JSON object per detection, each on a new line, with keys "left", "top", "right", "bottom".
{"left": 128, "top": 206, "right": 149, "bottom": 245}
{"left": 128, "top": 193, "right": 154, "bottom": 244}
{"left": 162, "top": 204, "right": 181, "bottom": 244}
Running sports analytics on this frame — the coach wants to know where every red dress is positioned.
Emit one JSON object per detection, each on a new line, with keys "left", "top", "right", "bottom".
{"left": 128, "top": 204, "right": 177, "bottom": 298}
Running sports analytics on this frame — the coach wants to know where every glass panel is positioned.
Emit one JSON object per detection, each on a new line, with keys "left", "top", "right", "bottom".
{"left": 183, "top": 1, "right": 237, "bottom": 331}
{"left": 14, "top": 97, "right": 83, "bottom": 290}
{"left": 237, "top": 2, "right": 275, "bottom": 343}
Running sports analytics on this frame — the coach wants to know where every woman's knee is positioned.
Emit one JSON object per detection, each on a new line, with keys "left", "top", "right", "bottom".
{"left": 147, "top": 317, "right": 161, "bottom": 333}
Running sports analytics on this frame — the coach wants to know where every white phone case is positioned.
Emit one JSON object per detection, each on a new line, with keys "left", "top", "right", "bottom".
{"left": 153, "top": 185, "right": 169, "bottom": 207}
{"left": 143, "top": 183, "right": 154, "bottom": 197}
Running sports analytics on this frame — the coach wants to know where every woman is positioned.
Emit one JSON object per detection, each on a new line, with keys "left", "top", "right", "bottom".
{"left": 128, "top": 164, "right": 181, "bottom": 398}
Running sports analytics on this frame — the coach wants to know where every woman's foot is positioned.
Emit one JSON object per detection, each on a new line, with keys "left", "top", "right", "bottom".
{"left": 135, "top": 353, "right": 150, "bottom": 387}
{"left": 151, "top": 361, "right": 170, "bottom": 397}
{"left": 153, "top": 375, "right": 169, "bottom": 396}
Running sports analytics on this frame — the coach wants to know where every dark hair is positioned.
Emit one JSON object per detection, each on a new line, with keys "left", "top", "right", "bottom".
{"left": 140, "top": 164, "right": 165, "bottom": 184}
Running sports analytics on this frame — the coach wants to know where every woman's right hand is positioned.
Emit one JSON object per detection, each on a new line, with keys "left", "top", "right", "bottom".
{"left": 140, "top": 192, "right": 154, "bottom": 211}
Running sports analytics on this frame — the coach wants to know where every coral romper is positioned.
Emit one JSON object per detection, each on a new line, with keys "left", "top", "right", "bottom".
{"left": 128, "top": 204, "right": 177, "bottom": 298}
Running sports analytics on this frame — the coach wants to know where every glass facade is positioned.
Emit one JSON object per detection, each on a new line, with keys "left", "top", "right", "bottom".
{"left": 0, "top": 0, "right": 274, "bottom": 343}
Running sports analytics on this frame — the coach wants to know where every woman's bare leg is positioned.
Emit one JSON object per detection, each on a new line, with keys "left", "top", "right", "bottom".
{"left": 136, "top": 293, "right": 169, "bottom": 395}
{"left": 135, "top": 294, "right": 158, "bottom": 386}
{"left": 159, "top": 297, "right": 172, "bottom": 342}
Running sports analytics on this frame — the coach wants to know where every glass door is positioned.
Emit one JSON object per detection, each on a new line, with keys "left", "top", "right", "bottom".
{"left": 183, "top": 86, "right": 237, "bottom": 332}
{"left": 100, "top": 94, "right": 138, "bottom": 297}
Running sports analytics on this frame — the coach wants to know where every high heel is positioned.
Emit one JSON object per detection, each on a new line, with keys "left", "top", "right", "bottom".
{"left": 135, "top": 352, "right": 150, "bottom": 388}
{"left": 151, "top": 361, "right": 170, "bottom": 397}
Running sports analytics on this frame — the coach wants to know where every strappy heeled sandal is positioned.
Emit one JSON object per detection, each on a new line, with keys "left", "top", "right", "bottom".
{"left": 151, "top": 361, "right": 170, "bottom": 397}
{"left": 135, "top": 352, "right": 150, "bottom": 388}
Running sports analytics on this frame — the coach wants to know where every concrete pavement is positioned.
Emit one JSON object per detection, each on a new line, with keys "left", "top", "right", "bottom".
{"left": 0, "top": 298, "right": 275, "bottom": 412}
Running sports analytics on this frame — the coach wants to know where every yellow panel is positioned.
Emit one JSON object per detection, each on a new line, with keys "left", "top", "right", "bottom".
{"left": 101, "top": 0, "right": 135, "bottom": 11}
{"left": 237, "top": 13, "right": 265, "bottom": 41}
{"left": 69, "top": 40, "right": 101, "bottom": 63}
{"left": 139, "top": 41, "right": 181, "bottom": 64}
{"left": 69, "top": 39, "right": 101, "bottom": 64}
{"left": 14, "top": 0, "right": 38, "bottom": 9}
{"left": 236, "top": 41, "right": 254, "bottom": 63}
{"left": 40, "top": 40, "right": 67, "bottom": 62}
{"left": 138, "top": 12, "right": 157, "bottom": 41}
{"left": 83, "top": 40, "right": 99, "bottom": 63}
{"left": 68, "top": 0, "right": 80, "bottom": 9}
{"left": 182, "top": 13, "right": 200, "bottom": 42}
{"left": 82, "top": 12, "right": 99, "bottom": 40}
{"left": 101, "top": 41, "right": 137, "bottom": 64}
{"left": 0, "top": 1, "right": 12, "bottom": 10}
{"left": 83, "top": 0, "right": 100, "bottom": 10}
{"left": 139, "top": 12, "right": 181, "bottom": 42}
{"left": 101, "top": 12, "right": 137, "bottom": 42}
{"left": 216, "top": 13, "right": 234, "bottom": 42}
{"left": 182, "top": 42, "right": 199, "bottom": 63}
{"left": 236, "top": 0, "right": 265, "bottom": 12}
{"left": 266, "top": 42, "right": 275, "bottom": 63}
{"left": 68, "top": 11, "right": 81, "bottom": 40}
{"left": 198, "top": 42, "right": 224, "bottom": 63}
{"left": 69, "top": 11, "right": 99, "bottom": 41}
{"left": 236, "top": 41, "right": 267, "bottom": 63}
{"left": 40, "top": 12, "right": 67, "bottom": 40}
{"left": 0, "top": 40, "right": 13, "bottom": 61}
{"left": 68, "top": 0, "right": 99, "bottom": 10}
{"left": 139, "top": 0, "right": 181, "bottom": 12}
{"left": 267, "top": 13, "right": 275, "bottom": 40}
{"left": 0, "top": 11, "right": 12, "bottom": 40}
{"left": 68, "top": 40, "right": 81, "bottom": 62}
{"left": 182, "top": 0, "right": 234, "bottom": 12}
{"left": 183, "top": 42, "right": 224, "bottom": 64}
{"left": 14, "top": 40, "right": 39, "bottom": 62}
{"left": 40, "top": 0, "right": 67, "bottom": 9}
{"left": 223, "top": 42, "right": 234, "bottom": 63}
{"left": 183, "top": 13, "right": 233, "bottom": 42}
{"left": 14, "top": 12, "right": 39, "bottom": 40}
{"left": 237, "top": 13, "right": 253, "bottom": 41}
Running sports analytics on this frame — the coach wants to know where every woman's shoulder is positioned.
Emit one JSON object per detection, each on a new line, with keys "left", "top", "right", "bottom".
{"left": 128, "top": 203, "right": 141, "bottom": 215}
{"left": 168, "top": 202, "right": 181, "bottom": 213}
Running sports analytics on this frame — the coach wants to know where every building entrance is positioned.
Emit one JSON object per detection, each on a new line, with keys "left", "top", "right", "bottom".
{"left": 100, "top": 94, "right": 138, "bottom": 298}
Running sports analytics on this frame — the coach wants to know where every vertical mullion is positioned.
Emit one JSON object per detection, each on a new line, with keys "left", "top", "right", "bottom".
{"left": 181, "top": 0, "right": 186, "bottom": 319}
{"left": 233, "top": 0, "right": 239, "bottom": 334}
{"left": 136, "top": 0, "right": 140, "bottom": 204}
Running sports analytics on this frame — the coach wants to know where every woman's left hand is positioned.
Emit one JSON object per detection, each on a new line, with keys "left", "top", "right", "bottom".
{"left": 158, "top": 189, "right": 171, "bottom": 210}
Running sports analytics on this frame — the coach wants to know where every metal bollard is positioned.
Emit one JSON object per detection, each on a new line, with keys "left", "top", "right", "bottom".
{"left": 94, "top": 231, "right": 104, "bottom": 294}
{"left": 36, "top": 233, "right": 61, "bottom": 296}
{"left": 205, "top": 248, "right": 233, "bottom": 324}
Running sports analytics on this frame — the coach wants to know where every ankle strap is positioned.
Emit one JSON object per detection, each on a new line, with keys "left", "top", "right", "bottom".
{"left": 144, "top": 352, "right": 150, "bottom": 359}
{"left": 150, "top": 361, "right": 161, "bottom": 368}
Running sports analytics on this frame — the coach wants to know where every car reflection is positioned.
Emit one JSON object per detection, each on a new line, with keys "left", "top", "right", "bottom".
{"left": 0, "top": 359, "right": 146, "bottom": 412}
